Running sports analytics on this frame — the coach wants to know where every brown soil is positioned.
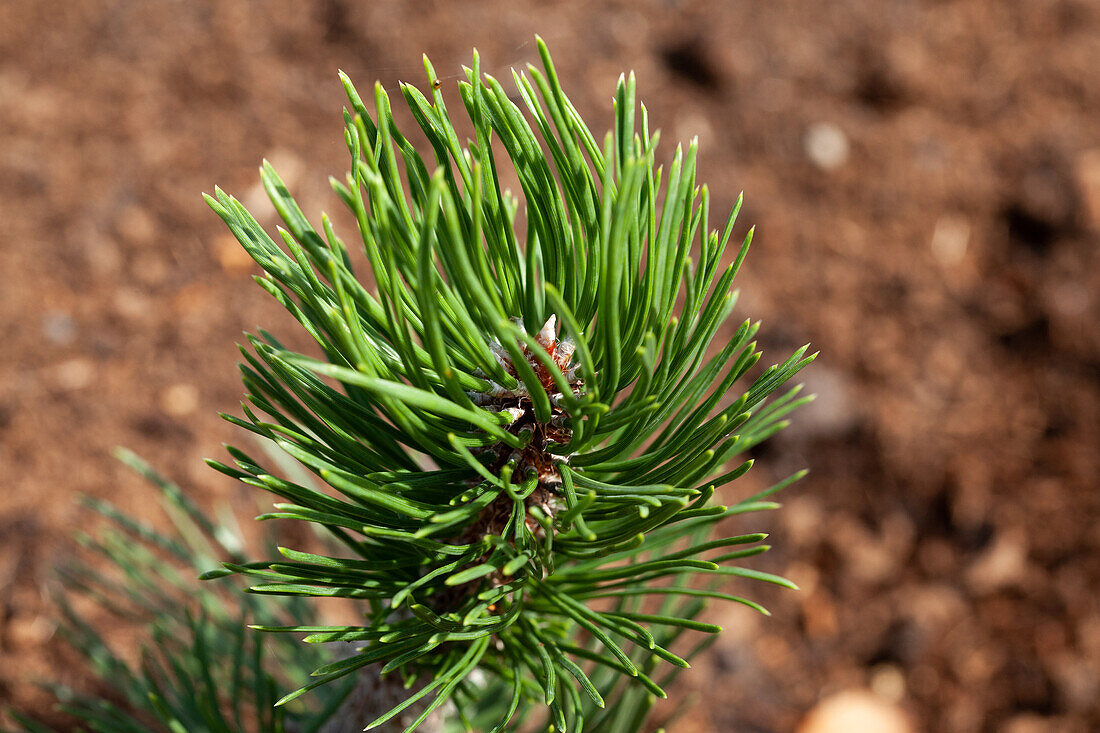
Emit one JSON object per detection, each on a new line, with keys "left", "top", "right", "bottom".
{"left": 1, "top": 2, "right": 1098, "bottom": 732}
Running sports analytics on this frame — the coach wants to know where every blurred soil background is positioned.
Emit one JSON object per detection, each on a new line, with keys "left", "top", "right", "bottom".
{"left": 1, "top": 1, "right": 1098, "bottom": 731}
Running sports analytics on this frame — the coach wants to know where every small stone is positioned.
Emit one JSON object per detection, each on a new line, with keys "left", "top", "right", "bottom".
{"left": 41, "top": 311, "right": 76, "bottom": 346}
{"left": 48, "top": 358, "right": 95, "bottom": 391}
{"left": 783, "top": 365, "right": 859, "bottom": 442}
{"left": 798, "top": 690, "right": 912, "bottom": 733}
{"left": 870, "top": 664, "right": 907, "bottom": 703}
{"left": 112, "top": 287, "right": 152, "bottom": 322}
{"left": 804, "top": 122, "right": 850, "bottom": 170}
{"left": 1073, "top": 148, "right": 1100, "bottom": 232}
{"left": 930, "top": 215, "right": 970, "bottom": 266}
{"left": 7, "top": 613, "right": 54, "bottom": 646}
{"left": 160, "top": 383, "right": 199, "bottom": 417}
{"left": 965, "top": 528, "right": 1028, "bottom": 595}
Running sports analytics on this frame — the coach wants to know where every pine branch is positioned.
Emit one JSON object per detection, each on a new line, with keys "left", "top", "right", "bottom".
{"left": 6, "top": 38, "right": 814, "bottom": 733}
{"left": 201, "top": 37, "right": 815, "bottom": 733}
{"left": 3, "top": 450, "right": 353, "bottom": 733}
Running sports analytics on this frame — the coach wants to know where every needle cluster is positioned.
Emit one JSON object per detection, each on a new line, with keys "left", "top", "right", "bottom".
{"left": 198, "top": 38, "right": 815, "bottom": 732}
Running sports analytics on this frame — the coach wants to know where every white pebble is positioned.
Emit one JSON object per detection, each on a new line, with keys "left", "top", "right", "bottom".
{"left": 804, "top": 122, "right": 850, "bottom": 170}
